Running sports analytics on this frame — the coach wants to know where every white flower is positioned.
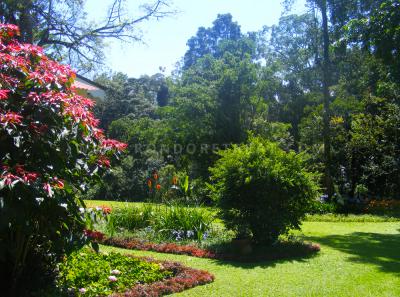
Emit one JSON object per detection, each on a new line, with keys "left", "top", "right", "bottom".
{"left": 60, "top": 203, "right": 67, "bottom": 209}
{"left": 36, "top": 197, "right": 44, "bottom": 204}
{"left": 108, "top": 275, "right": 118, "bottom": 282}
{"left": 111, "top": 269, "right": 121, "bottom": 275}
{"left": 95, "top": 206, "right": 102, "bottom": 211}
{"left": 79, "top": 207, "right": 85, "bottom": 213}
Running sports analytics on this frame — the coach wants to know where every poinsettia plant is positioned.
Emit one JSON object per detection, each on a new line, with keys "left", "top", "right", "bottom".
{"left": 0, "top": 24, "right": 127, "bottom": 296}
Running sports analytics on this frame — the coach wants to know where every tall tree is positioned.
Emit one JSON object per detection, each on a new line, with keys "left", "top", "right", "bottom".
{"left": 0, "top": 0, "right": 174, "bottom": 72}
{"left": 318, "top": 0, "right": 334, "bottom": 197}
{"left": 183, "top": 13, "right": 244, "bottom": 69}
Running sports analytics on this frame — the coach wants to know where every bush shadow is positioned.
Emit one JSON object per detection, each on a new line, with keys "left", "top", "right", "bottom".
{"left": 306, "top": 231, "right": 400, "bottom": 275}
{"left": 207, "top": 241, "right": 320, "bottom": 269}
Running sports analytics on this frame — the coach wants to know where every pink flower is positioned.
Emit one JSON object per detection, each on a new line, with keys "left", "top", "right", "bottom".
{"left": 79, "top": 288, "right": 86, "bottom": 294}
{"left": 108, "top": 275, "right": 118, "bottom": 282}
{"left": 0, "top": 89, "right": 10, "bottom": 100}
{"left": 111, "top": 269, "right": 121, "bottom": 275}
{"left": 43, "top": 183, "right": 53, "bottom": 197}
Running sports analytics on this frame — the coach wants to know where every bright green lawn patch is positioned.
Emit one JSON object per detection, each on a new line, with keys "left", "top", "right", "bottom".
{"left": 305, "top": 213, "right": 400, "bottom": 222}
{"left": 85, "top": 200, "right": 152, "bottom": 209}
{"left": 101, "top": 221, "right": 400, "bottom": 297}
{"left": 57, "top": 249, "right": 170, "bottom": 296}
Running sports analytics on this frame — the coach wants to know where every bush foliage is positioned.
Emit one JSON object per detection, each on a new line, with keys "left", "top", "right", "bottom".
{"left": 0, "top": 24, "right": 126, "bottom": 295}
{"left": 108, "top": 204, "right": 214, "bottom": 242}
{"left": 209, "top": 137, "right": 320, "bottom": 244}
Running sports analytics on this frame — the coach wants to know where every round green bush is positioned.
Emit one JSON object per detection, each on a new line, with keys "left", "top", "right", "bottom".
{"left": 209, "top": 137, "right": 320, "bottom": 245}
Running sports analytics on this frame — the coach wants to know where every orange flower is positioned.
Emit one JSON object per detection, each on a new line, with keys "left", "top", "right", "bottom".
{"left": 172, "top": 176, "right": 178, "bottom": 185}
{"left": 147, "top": 179, "right": 152, "bottom": 188}
{"left": 153, "top": 172, "right": 158, "bottom": 180}
{"left": 156, "top": 184, "right": 161, "bottom": 191}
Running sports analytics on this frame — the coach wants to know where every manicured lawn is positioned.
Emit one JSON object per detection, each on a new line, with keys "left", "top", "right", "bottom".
{"left": 101, "top": 221, "right": 400, "bottom": 297}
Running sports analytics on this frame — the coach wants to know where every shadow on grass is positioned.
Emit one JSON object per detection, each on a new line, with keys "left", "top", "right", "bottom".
{"left": 306, "top": 231, "right": 400, "bottom": 275}
{"left": 208, "top": 240, "right": 320, "bottom": 269}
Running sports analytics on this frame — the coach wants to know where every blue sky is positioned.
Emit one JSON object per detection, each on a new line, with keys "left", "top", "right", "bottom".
{"left": 86, "top": 0, "right": 306, "bottom": 78}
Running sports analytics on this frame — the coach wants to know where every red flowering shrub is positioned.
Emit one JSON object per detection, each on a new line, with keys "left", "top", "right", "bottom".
{"left": 0, "top": 24, "right": 126, "bottom": 295}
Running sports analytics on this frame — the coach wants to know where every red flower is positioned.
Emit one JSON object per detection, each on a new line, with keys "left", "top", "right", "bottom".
{"left": 0, "top": 112, "right": 23, "bottom": 124}
{"left": 156, "top": 184, "right": 161, "bottom": 191}
{"left": 29, "top": 122, "right": 48, "bottom": 134}
{"left": 101, "top": 206, "right": 112, "bottom": 215}
{"left": 84, "top": 229, "right": 105, "bottom": 241}
{"left": 97, "top": 155, "right": 110, "bottom": 168}
{"left": 153, "top": 171, "right": 159, "bottom": 180}
{"left": 52, "top": 177, "right": 64, "bottom": 189}
{"left": 1, "top": 173, "right": 20, "bottom": 186}
{"left": 0, "top": 24, "right": 20, "bottom": 38}
{"left": 101, "top": 139, "right": 128, "bottom": 151}
{"left": 0, "top": 89, "right": 10, "bottom": 100}
{"left": 23, "top": 172, "right": 39, "bottom": 184}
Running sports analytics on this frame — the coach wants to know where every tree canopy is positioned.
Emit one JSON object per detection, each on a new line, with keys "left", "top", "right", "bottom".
{"left": 0, "top": 0, "right": 174, "bottom": 72}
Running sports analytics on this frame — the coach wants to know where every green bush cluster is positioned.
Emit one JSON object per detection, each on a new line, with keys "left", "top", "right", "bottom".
{"left": 209, "top": 137, "right": 320, "bottom": 245}
{"left": 107, "top": 204, "right": 214, "bottom": 242}
{"left": 57, "top": 250, "right": 171, "bottom": 296}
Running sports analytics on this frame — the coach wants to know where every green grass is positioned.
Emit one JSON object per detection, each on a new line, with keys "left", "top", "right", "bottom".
{"left": 85, "top": 200, "right": 400, "bottom": 223}
{"left": 101, "top": 221, "right": 400, "bottom": 297}
{"left": 305, "top": 213, "right": 400, "bottom": 222}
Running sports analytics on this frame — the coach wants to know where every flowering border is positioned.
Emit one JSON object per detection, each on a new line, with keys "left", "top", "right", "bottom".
{"left": 101, "top": 237, "right": 320, "bottom": 261}
{"left": 111, "top": 257, "right": 214, "bottom": 297}
{"left": 102, "top": 237, "right": 216, "bottom": 258}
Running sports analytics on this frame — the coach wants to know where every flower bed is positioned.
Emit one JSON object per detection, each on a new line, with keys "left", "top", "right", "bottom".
{"left": 112, "top": 260, "right": 214, "bottom": 297}
{"left": 101, "top": 236, "right": 320, "bottom": 262}
{"left": 102, "top": 237, "right": 216, "bottom": 258}
{"left": 56, "top": 249, "right": 214, "bottom": 296}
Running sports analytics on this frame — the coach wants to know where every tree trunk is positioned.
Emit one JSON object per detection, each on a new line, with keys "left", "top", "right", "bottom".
{"left": 320, "top": 0, "right": 334, "bottom": 198}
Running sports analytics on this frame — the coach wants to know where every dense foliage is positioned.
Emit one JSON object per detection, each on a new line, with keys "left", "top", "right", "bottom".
{"left": 88, "top": 4, "right": 400, "bottom": 209}
{"left": 0, "top": 24, "right": 126, "bottom": 296}
{"left": 107, "top": 204, "right": 214, "bottom": 242}
{"left": 209, "top": 137, "right": 320, "bottom": 244}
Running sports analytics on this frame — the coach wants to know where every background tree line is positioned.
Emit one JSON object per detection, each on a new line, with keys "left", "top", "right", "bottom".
{"left": 4, "top": 0, "right": 397, "bottom": 206}
{"left": 88, "top": 0, "right": 399, "bottom": 207}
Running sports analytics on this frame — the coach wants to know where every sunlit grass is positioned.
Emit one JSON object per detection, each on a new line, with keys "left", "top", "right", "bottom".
{"left": 101, "top": 221, "right": 400, "bottom": 297}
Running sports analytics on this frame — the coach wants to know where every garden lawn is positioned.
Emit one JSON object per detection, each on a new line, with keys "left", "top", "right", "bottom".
{"left": 100, "top": 221, "right": 400, "bottom": 297}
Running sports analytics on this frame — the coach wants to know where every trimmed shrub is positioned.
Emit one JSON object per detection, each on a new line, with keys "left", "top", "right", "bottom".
{"left": 209, "top": 137, "right": 320, "bottom": 245}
